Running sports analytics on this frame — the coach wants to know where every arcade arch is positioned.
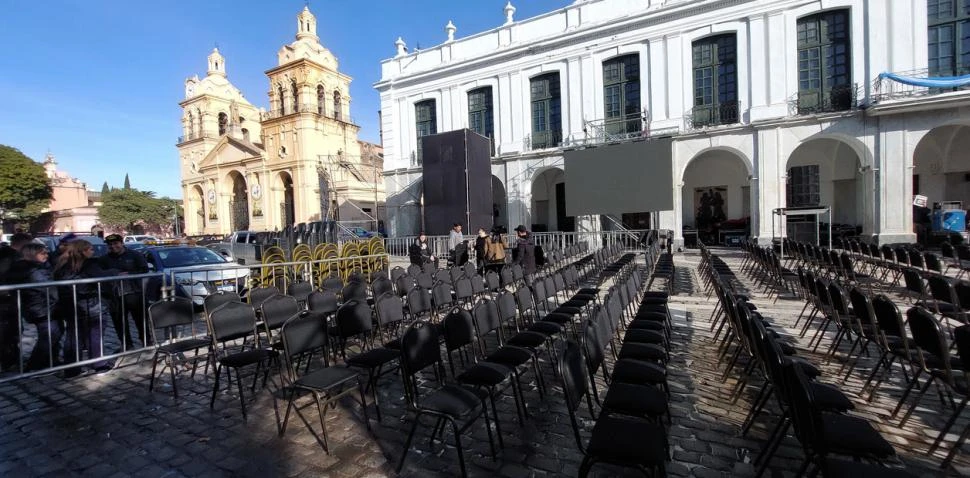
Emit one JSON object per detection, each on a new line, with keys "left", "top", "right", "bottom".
{"left": 227, "top": 171, "right": 249, "bottom": 231}
{"left": 681, "top": 149, "right": 751, "bottom": 242}
{"left": 785, "top": 138, "right": 863, "bottom": 239}
{"left": 531, "top": 167, "right": 572, "bottom": 232}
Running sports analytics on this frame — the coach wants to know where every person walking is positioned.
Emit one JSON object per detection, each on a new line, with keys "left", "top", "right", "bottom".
{"left": 512, "top": 225, "right": 537, "bottom": 276}
{"left": 55, "top": 241, "right": 114, "bottom": 376}
{"left": 474, "top": 227, "right": 488, "bottom": 275}
{"left": 100, "top": 234, "right": 150, "bottom": 350}
{"left": 5, "top": 243, "right": 60, "bottom": 372}
{"left": 0, "top": 233, "right": 34, "bottom": 370}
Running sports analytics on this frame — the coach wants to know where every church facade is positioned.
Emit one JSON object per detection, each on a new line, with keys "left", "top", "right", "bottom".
{"left": 377, "top": 0, "right": 970, "bottom": 247}
{"left": 178, "top": 7, "right": 384, "bottom": 236}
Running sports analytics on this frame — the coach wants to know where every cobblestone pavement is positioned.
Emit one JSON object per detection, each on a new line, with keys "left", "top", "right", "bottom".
{"left": 0, "top": 250, "right": 967, "bottom": 477}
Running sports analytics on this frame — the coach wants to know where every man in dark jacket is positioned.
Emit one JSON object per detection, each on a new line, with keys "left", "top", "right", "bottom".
{"left": 512, "top": 225, "right": 537, "bottom": 276}
{"left": 408, "top": 233, "right": 438, "bottom": 269}
{"left": 100, "top": 234, "right": 150, "bottom": 349}
{"left": 5, "top": 243, "right": 60, "bottom": 371}
{"left": 0, "top": 233, "right": 34, "bottom": 370}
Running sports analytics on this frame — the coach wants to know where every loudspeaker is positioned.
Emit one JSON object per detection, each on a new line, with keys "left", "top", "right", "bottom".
{"left": 421, "top": 129, "right": 493, "bottom": 236}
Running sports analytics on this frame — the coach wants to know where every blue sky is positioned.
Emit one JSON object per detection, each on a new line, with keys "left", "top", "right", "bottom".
{"left": 0, "top": 0, "right": 568, "bottom": 198}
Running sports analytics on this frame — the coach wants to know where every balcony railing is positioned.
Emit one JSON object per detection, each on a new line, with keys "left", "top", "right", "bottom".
{"left": 788, "top": 83, "right": 860, "bottom": 116}
{"left": 261, "top": 104, "right": 356, "bottom": 124}
{"left": 685, "top": 101, "right": 740, "bottom": 130}
{"left": 525, "top": 130, "right": 564, "bottom": 151}
{"left": 176, "top": 130, "right": 212, "bottom": 144}
{"left": 871, "top": 67, "right": 970, "bottom": 103}
{"left": 583, "top": 113, "right": 645, "bottom": 144}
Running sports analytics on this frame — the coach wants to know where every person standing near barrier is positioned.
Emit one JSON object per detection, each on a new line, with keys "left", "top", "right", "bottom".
{"left": 55, "top": 241, "right": 114, "bottom": 377}
{"left": 409, "top": 232, "right": 438, "bottom": 270}
{"left": 474, "top": 228, "right": 488, "bottom": 274}
{"left": 512, "top": 225, "right": 537, "bottom": 276}
{"left": 0, "top": 233, "right": 34, "bottom": 370}
{"left": 5, "top": 243, "right": 59, "bottom": 372}
{"left": 484, "top": 228, "right": 507, "bottom": 274}
{"left": 100, "top": 234, "right": 150, "bottom": 350}
{"left": 447, "top": 223, "right": 463, "bottom": 266}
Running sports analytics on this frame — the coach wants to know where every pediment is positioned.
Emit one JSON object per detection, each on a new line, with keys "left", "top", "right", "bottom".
{"left": 197, "top": 136, "right": 265, "bottom": 171}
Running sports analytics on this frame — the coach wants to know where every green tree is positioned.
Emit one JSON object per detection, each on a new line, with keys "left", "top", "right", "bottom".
{"left": 123, "top": 173, "right": 131, "bottom": 190}
{"left": 98, "top": 187, "right": 170, "bottom": 232}
{"left": 0, "top": 145, "right": 52, "bottom": 228}
{"left": 101, "top": 181, "right": 109, "bottom": 195}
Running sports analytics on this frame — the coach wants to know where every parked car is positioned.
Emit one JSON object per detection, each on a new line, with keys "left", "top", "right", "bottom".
{"left": 34, "top": 235, "right": 108, "bottom": 258}
{"left": 346, "top": 226, "right": 386, "bottom": 239}
{"left": 125, "top": 235, "right": 158, "bottom": 244}
{"left": 142, "top": 245, "right": 250, "bottom": 308}
{"left": 206, "top": 231, "right": 264, "bottom": 265}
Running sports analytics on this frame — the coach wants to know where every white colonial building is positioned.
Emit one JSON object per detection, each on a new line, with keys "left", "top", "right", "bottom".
{"left": 376, "top": 0, "right": 970, "bottom": 247}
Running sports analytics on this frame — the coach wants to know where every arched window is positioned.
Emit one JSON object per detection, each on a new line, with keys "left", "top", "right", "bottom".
{"left": 603, "top": 54, "right": 641, "bottom": 134}
{"left": 317, "top": 85, "right": 325, "bottom": 115}
{"left": 195, "top": 108, "right": 202, "bottom": 136}
{"left": 333, "top": 91, "right": 342, "bottom": 121}
{"left": 691, "top": 34, "right": 738, "bottom": 127}
{"left": 530, "top": 73, "right": 562, "bottom": 149}
{"left": 291, "top": 79, "right": 299, "bottom": 113}
{"left": 218, "top": 112, "right": 228, "bottom": 136}
{"left": 278, "top": 85, "right": 286, "bottom": 115}
{"left": 796, "top": 9, "right": 851, "bottom": 113}
{"left": 242, "top": 128, "right": 250, "bottom": 142}
{"left": 187, "top": 112, "right": 195, "bottom": 139}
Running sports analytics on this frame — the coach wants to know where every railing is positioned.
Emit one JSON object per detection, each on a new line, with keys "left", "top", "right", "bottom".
{"left": 0, "top": 255, "right": 388, "bottom": 383}
{"left": 524, "top": 130, "right": 564, "bottom": 151}
{"left": 583, "top": 113, "right": 644, "bottom": 144}
{"left": 384, "top": 229, "right": 662, "bottom": 259}
{"left": 685, "top": 101, "right": 740, "bottom": 130}
{"left": 871, "top": 67, "right": 970, "bottom": 103}
{"left": 261, "top": 104, "right": 357, "bottom": 124}
{"left": 176, "top": 130, "right": 212, "bottom": 144}
{"left": 787, "top": 83, "right": 860, "bottom": 116}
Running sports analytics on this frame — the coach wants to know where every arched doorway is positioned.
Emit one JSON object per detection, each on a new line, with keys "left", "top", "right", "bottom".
{"left": 193, "top": 185, "right": 206, "bottom": 234}
{"left": 277, "top": 171, "right": 296, "bottom": 229}
{"left": 491, "top": 175, "right": 507, "bottom": 230}
{"left": 531, "top": 168, "right": 572, "bottom": 232}
{"left": 786, "top": 138, "right": 863, "bottom": 242}
{"left": 682, "top": 149, "right": 751, "bottom": 245}
{"left": 913, "top": 125, "right": 970, "bottom": 241}
{"left": 227, "top": 171, "right": 249, "bottom": 231}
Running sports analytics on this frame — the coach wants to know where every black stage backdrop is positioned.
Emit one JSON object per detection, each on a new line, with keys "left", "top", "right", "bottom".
{"left": 421, "top": 129, "right": 493, "bottom": 235}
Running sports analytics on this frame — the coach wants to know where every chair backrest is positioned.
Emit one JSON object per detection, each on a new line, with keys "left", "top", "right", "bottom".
{"left": 371, "top": 276, "right": 393, "bottom": 299}
{"left": 307, "top": 290, "right": 339, "bottom": 315}
{"left": 149, "top": 297, "right": 195, "bottom": 330}
{"left": 515, "top": 286, "right": 535, "bottom": 318}
{"left": 496, "top": 291, "right": 518, "bottom": 323}
{"left": 827, "top": 281, "right": 850, "bottom": 316}
{"left": 485, "top": 270, "right": 501, "bottom": 291}
{"left": 341, "top": 280, "right": 368, "bottom": 302}
{"left": 249, "top": 286, "right": 280, "bottom": 308}
{"left": 471, "top": 275, "right": 486, "bottom": 295}
{"left": 399, "top": 321, "right": 442, "bottom": 401}
{"left": 953, "top": 281, "right": 970, "bottom": 312}
{"left": 209, "top": 301, "right": 257, "bottom": 344}
{"left": 927, "top": 274, "right": 956, "bottom": 304}
{"left": 871, "top": 294, "right": 906, "bottom": 339}
{"left": 416, "top": 272, "right": 434, "bottom": 290}
{"left": 560, "top": 340, "right": 590, "bottom": 415}
{"left": 286, "top": 282, "right": 312, "bottom": 303}
{"left": 422, "top": 262, "right": 436, "bottom": 274}
{"left": 955, "top": 325, "right": 970, "bottom": 374}
{"left": 442, "top": 307, "right": 476, "bottom": 354}
{"left": 940, "top": 242, "right": 955, "bottom": 260}
{"left": 375, "top": 292, "right": 406, "bottom": 328}
{"left": 463, "top": 262, "right": 476, "bottom": 279}
{"left": 281, "top": 311, "right": 330, "bottom": 373}
{"left": 902, "top": 268, "right": 925, "bottom": 296}
{"left": 431, "top": 281, "right": 454, "bottom": 309}
{"left": 471, "top": 299, "right": 502, "bottom": 340}
{"left": 500, "top": 267, "right": 514, "bottom": 287}
{"left": 261, "top": 294, "right": 301, "bottom": 332}
{"left": 847, "top": 287, "right": 875, "bottom": 326}
{"left": 407, "top": 286, "right": 433, "bottom": 317}
{"left": 407, "top": 263, "right": 423, "bottom": 277}
{"left": 334, "top": 299, "right": 372, "bottom": 339}
{"left": 434, "top": 269, "right": 452, "bottom": 285}
{"left": 204, "top": 291, "right": 243, "bottom": 318}
{"left": 454, "top": 277, "right": 474, "bottom": 301}
{"left": 321, "top": 275, "right": 344, "bottom": 292}
{"left": 390, "top": 266, "right": 406, "bottom": 284}
{"left": 924, "top": 253, "right": 943, "bottom": 273}
{"left": 908, "top": 249, "right": 925, "bottom": 269}
{"left": 449, "top": 267, "right": 464, "bottom": 284}
{"left": 782, "top": 361, "right": 826, "bottom": 455}
{"left": 395, "top": 274, "right": 416, "bottom": 297}
{"left": 511, "top": 264, "right": 524, "bottom": 282}
{"left": 906, "top": 306, "right": 952, "bottom": 372}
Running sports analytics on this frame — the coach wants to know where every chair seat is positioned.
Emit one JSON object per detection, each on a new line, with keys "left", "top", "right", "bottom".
{"left": 220, "top": 349, "right": 273, "bottom": 368}
{"left": 633, "top": 311, "right": 666, "bottom": 323}
{"left": 811, "top": 382, "right": 855, "bottom": 412}
{"left": 623, "top": 328, "right": 665, "bottom": 345}
{"left": 628, "top": 320, "right": 666, "bottom": 331}
{"left": 383, "top": 339, "right": 402, "bottom": 350}
{"left": 821, "top": 413, "right": 895, "bottom": 458}
{"left": 562, "top": 299, "right": 589, "bottom": 309}
{"left": 618, "top": 342, "right": 666, "bottom": 362}
{"left": 457, "top": 361, "right": 512, "bottom": 387}
{"left": 295, "top": 366, "right": 360, "bottom": 391}
{"left": 642, "top": 292, "right": 668, "bottom": 299}
{"left": 578, "top": 288, "right": 600, "bottom": 295}
{"left": 639, "top": 297, "right": 668, "bottom": 306}
{"left": 817, "top": 458, "right": 917, "bottom": 478}
{"left": 587, "top": 415, "right": 667, "bottom": 465}
{"left": 529, "top": 321, "right": 563, "bottom": 336}
{"left": 486, "top": 346, "right": 533, "bottom": 367}
{"left": 157, "top": 338, "right": 210, "bottom": 355}
{"left": 507, "top": 331, "right": 548, "bottom": 348}
{"left": 612, "top": 359, "right": 666, "bottom": 384}
{"left": 553, "top": 306, "right": 583, "bottom": 316}
{"left": 346, "top": 347, "right": 399, "bottom": 368}
{"left": 543, "top": 312, "right": 574, "bottom": 325}
{"left": 603, "top": 382, "right": 667, "bottom": 417}
{"left": 421, "top": 384, "right": 485, "bottom": 418}
{"left": 790, "top": 357, "right": 821, "bottom": 379}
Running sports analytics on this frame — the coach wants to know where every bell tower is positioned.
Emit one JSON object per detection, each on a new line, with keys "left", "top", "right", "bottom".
{"left": 296, "top": 6, "right": 318, "bottom": 42}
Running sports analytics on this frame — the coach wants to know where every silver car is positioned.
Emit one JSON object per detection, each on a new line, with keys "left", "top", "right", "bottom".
{"left": 144, "top": 246, "right": 250, "bottom": 307}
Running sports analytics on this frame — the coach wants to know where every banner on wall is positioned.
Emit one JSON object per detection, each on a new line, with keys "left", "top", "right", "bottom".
{"left": 694, "top": 186, "right": 728, "bottom": 231}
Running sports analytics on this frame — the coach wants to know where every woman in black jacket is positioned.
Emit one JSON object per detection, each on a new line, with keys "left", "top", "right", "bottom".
{"left": 55, "top": 240, "right": 114, "bottom": 375}
{"left": 7, "top": 243, "right": 60, "bottom": 371}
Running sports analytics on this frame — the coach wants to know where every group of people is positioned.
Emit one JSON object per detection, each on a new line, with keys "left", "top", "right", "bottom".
{"left": 409, "top": 223, "right": 538, "bottom": 275}
{"left": 0, "top": 233, "right": 152, "bottom": 376}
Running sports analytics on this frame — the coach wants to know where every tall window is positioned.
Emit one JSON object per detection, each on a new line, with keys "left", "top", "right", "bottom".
{"left": 692, "top": 34, "right": 738, "bottom": 127}
{"left": 291, "top": 79, "right": 299, "bottom": 113}
{"left": 928, "top": 0, "right": 970, "bottom": 78}
{"left": 530, "top": 73, "right": 562, "bottom": 149}
{"left": 603, "top": 54, "right": 641, "bottom": 135}
{"left": 218, "top": 112, "right": 228, "bottom": 136}
{"left": 787, "top": 165, "right": 821, "bottom": 207}
{"left": 333, "top": 91, "right": 342, "bottom": 121}
{"left": 468, "top": 87, "right": 494, "bottom": 152}
{"left": 278, "top": 85, "right": 286, "bottom": 115}
{"left": 797, "top": 9, "right": 852, "bottom": 113}
{"left": 317, "top": 85, "right": 325, "bottom": 115}
{"left": 414, "top": 99, "right": 437, "bottom": 164}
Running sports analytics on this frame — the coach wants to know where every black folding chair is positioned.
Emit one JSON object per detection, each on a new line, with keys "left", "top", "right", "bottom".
{"left": 147, "top": 297, "right": 211, "bottom": 398}
{"left": 207, "top": 301, "right": 276, "bottom": 420}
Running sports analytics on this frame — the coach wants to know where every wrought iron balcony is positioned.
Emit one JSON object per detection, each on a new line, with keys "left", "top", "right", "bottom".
{"left": 871, "top": 67, "right": 970, "bottom": 103}
{"left": 526, "top": 130, "right": 563, "bottom": 151}
{"left": 261, "top": 103, "right": 357, "bottom": 124}
{"left": 176, "top": 130, "right": 212, "bottom": 144}
{"left": 788, "top": 83, "right": 859, "bottom": 116}
{"left": 685, "top": 101, "right": 740, "bottom": 130}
